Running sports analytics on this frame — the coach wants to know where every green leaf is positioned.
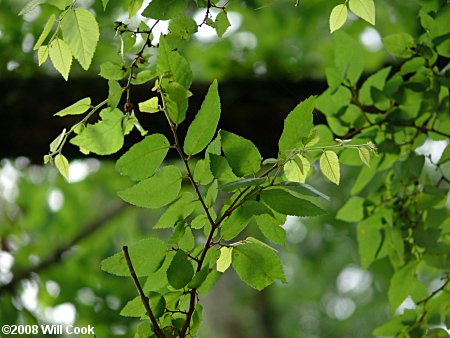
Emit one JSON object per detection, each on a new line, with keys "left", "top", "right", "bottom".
{"left": 438, "top": 144, "right": 450, "bottom": 165}
{"left": 107, "top": 80, "right": 122, "bottom": 109}
{"left": 348, "top": 0, "right": 375, "bottom": 25}
{"left": 188, "top": 267, "right": 210, "bottom": 289}
{"left": 329, "top": 4, "right": 348, "bottom": 33}
{"left": 154, "top": 193, "right": 196, "bottom": 229}
{"left": 34, "top": 14, "right": 55, "bottom": 50}
{"left": 118, "top": 165, "right": 182, "bottom": 208}
{"left": 184, "top": 80, "right": 221, "bottom": 155}
{"left": 193, "top": 158, "right": 214, "bottom": 185}
{"left": 372, "top": 316, "right": 405, "bottom": 337}
{"left": 169, "top": 16, "right": 198, "bottom": 40}
{"left": 45, "top": 0, "right": 71, "bottom": 10}
{"left": 255, "top": 214, "right": 286, "bottom": 245}
{"left": 99, "top": 62, "right": 127, "bottom": 80}
{"left": 284, "top": 154, "right": 310, "bottom": 183}
{"left": 358, "top": 67, "right": 391, "bottom": 106}
{"left": 49, "top": 129, "right": 66, "bottom": 153}
{"left": 131, "top": 69, "right": 158, "bottom": 85}
{"left": 167, "top": 250, "right": 194, "bottom": 289}
{"left": 358, "top": 147, "right": 371, "bottom": 167}
{"left": 304, "top": 129, "right": 320, "bottom": 147}
{"left": 336, "top": 196, "right": 365, "bottom": 222}
{"left": 102, "top": 0, "right": 109, "bottom": 10}
{"left": 61, "top": 8, "right": 99, "bottom": 70}
{"left": 198, "top": 270, "right": 222, "bottom": 294}
{"left": 19, "top": 0, "right": 45, "bottom": 16}
{"left": 261, "top": 188, "right": 326, "bottom": 217}
{"left": 128, "top": 0, "right": 143, "bottom": 18}
{"left": 209, "top": 154, "right": 240, "bottom": 185}
{"left": 101, "top": 237, "right": 167, "bottom": 277}
{"left": 357, "top": 215, "right": 384, "bottom": 269}
{"left": 142, "top": 0, "right": 187, "bottom": 20}
{"left": 38, "top": 45, "right": 49, "bottom": 66}
{"left": 211, "top": 10, "right": 231, "bottom": 38}
{"left": 334, "top": 32, "right": 363, "bottom": 84}
{"left": 388, "top": 262, "right": 428, "bottom": 313}
{"left": 221, "top": 206, "right": 253, "bottom": 241}
{"left": 221, "top": 177, "right": 267, "bottom": 192}
{"left": 54, "top": 97, "right": 91, "bottom": 117}
{"left": 120, "top": 293, "right": 165, "bottom": 319}
{"left": 49, "top": 38, "right": 72, "bottom": 81}
{"left": 220, "top": 130, "right": 262, "bottom": 176}
{"left": 70, "top": 108, "right": 124, "bottom": 155}
{"left": 116, "top": 134, "right": 170, "bottom": 181}
{"left": 166, "top": 81, "right": 193, "bottom": 102}
{"left": 278, "top": 96, "right": 315, "bottom": 156}
{"left": 278, "top": 182, "right": 330, "bottom": 200}
{"left": 157, "top": 36, "right": 192, "bottom": 88}
{"left": 54, "top": 154, "right": 69, "bottom": 181}
{"left": 232, "top": 241, "right": 286, "bottom": 291}
{"left": 382, "top": 33, "right": 415, "bottom": 58}
{"left": 205, "top": 180, "right": 219, "bottom": 207}
{"left": 138, "top": 97, "right": 160, "bottom": 113}
{"left": 320, "top": 150, "right": 340, "bottom": 185}
{"left": 216, "top": 247, "right": 233, "bottom": 272}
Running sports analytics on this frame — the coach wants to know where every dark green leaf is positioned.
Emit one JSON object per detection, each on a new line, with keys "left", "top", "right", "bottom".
{"left": 167, "top": 250, "right": 194, "bottom": 289}
{"left": 142, "top": 0, "right": 187, "bottom": 20}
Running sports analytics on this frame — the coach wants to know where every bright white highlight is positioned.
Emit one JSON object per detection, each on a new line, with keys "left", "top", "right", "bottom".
{"left": 359, "top": 27, "right": 382, "bottom": 52}
{"left": 47, "top": 188, "right": 64, "bottom": 212}
{"left": 283, "top": 216, "right": 308, "bottom": 244}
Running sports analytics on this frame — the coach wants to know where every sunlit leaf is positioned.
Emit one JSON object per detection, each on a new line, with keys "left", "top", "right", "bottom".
{"left": 54, "top": 154, "right": 69, "bottom": 181}
{"left": 329, "top": 4, "right": 348, "bottom": 33}
{"left": 54, "top": 97, "right": 91, "bottom": 117}
{"left": 320, "top": 150, "right": 340, "bottom": 185}
{"left": 49, "top": 38, "right": 72, "bottom": 81}
{"left": 348, "top": 0, "right": 375, "bottom": 25}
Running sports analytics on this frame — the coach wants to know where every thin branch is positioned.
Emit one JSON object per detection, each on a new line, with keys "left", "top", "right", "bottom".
{"left": 122, "top": 246, "right": 165, "bottom": 338}
{"left": 0, "top": 203, "right": 127, "bottom": 295}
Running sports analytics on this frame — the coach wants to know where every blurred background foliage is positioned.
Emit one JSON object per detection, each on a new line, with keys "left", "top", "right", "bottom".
{"left": 0, "top": 0, "right": 447, "bottom": 337}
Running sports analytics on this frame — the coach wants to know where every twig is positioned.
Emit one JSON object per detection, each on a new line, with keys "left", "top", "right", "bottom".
{"left": 122, "top": 246, "right": 165, "bottom": 338}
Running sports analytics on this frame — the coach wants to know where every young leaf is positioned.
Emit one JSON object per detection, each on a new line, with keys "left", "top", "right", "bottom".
{"left": 34, "top": 14, "right": 55, "bottom": 50}
{"left": 358, "top": 147, "right": 371, "bottom": 167}
{"left": 54, "top": 154, "right": 69, "bottom": 181}
{"left": 49, "top": 38, "right": 72, "bottom": 81}
{"left": 232, "top": 241, "right": 286, "bottom": 291}
{"left": 101, "top": 237, "right": 167, "bottom": 276}
{"left": 184, "top": 80, "right": 221, "bottom": 155}
{"left": 118, "top": 165, "right": 182, "bottom": 208}
{"left": 261, "top": 188, "right": 326, "bottom": 217}
{"left": 284, "top": 154, "right": 310, "bottom": 183}
{"left": 54, "top": 97, "right": 91, "bottom": 117}
{"left": 167, "top": 250, "right": 194, "bottom": 289}
{"left": 216, "top": 247, "right": 233, "bottom": 272}
{"left": 115, "top": 133, "right": 170, "bottom": 181}
{"left": 38, "top": 46, "right": 49, "bottom": 66}
{"left": 304, "top": 129, "right": 320, "bottom": 147}
{"left": 142, "top": 0, "right": 187, "bottom": 20}
{"left": 138, "top": 97, "right": 160, "bottom": 113}
{"left": 278, "top": 96, "right": 315, "bottom": 156}
{"left": 19, "top": 0, "right": 45, "bottom": 16}
{"left": 49, "top": 129, "right": 66, "bottom": 153}
{"left": 220, "top": 130, "right": 262, "bottom": 176}
{"left": 70, "top": 108, "right": 124, "bottom": 155}
{"left": 107, "top": 80, "right": 122, "bottom": 109}
{"left": 320, "top": 150, "right": 340, "bottom": 185}
{"left": 61, "top": 8, "right": 100, "bottom": 70}
{"left": 329, "top": 4, "right": 348, "bottom": 33}
{"left": 348, "top": 0, "right": 375, "bottom": 25}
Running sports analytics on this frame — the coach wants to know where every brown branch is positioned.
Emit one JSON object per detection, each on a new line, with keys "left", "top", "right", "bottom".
{"left": 122, "top": 246, "right": 165, "bottom": 338}
{"left": 0, "top": 203, "right": 128, "bottom": 295}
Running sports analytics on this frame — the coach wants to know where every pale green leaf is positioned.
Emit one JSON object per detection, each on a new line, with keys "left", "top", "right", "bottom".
{"left": 138, "top": 97, "right": 160, "bottom": 113}
{"left": 49, "top": 128, "right": 66, "bottom": 153}
{"left": 34, "top": 14, "right": 55, "bottom": 50}
{"left": 142, "top": 0, "right": 187, "bottom": 20}
{"left": 334, "top": 32, "right": 363, "bottom": 84}
{"left": 99, "top": 61, "right": 127, "bottom": 80}
{"left": 261, "top": 188, "right": 326, "bottom": 217}
{"left": 49, "top": 38, "right": 72, "bottom": 81}
{"left": 358, "top": 147, "right": 371, "bottom": 167}
{"left": 108, "top": 80, "right": 122, "bottom": 109}
{"left": 101, "top": 237, "right": 167, "bottom": 276}
{"left": 220, "top": 130, "right": 262, "bottom": 176}
{"left": 193, "top": 158, "right": 214, "bottom": 185}
{"left": 284, "top": 154, "right": 310, "bottom": 183}
{"left": 54, "top": 154, "right": 69, "bottom": 181}
{"left": 19, "top": 0, "right": 44, "bottom": 16}
{"left": 336, "top": 196, "right": 365, "bottom": 222}
{"left": 157, "top": 36, "right": 192, "bottom": 88}
{"left": 211, "top": 10, "right": 230, "bottom": 38}
{"left": 61, "top": 8, "right": 99, "bottom": 70}
{"left": 304, "top": 129, "right": 320, "bottom": 147}
{"left": 232, "top": 241, "right": 286, "bottom": 291}
{"left": 54, "top": 97, "right": 91, "bottom": 117}
{"left": 167, "top": 250, "right": 194, "bottom": 289}
{"left": 128, "top": 0, "right": 143, "bottom": 18}
{"left": 131, "top": 69, "right": 158, "bottom": 85}
{"left": 217, "top": 247, "right": 233, "bottom": 272}
{"left": 349, "top": 0, "right": 375, "bottom": 25}
{"left": 278, "top": 96, "right": 315, "bottom": 156}
{"left": 329, "top": 4, "right": 348, "bottom": 33}
{"left": 70, "top": 108, "right": 124, "bottom": 155}
{"left": 118, "top": 165, "right": 182, "bottom": 208}
{"left": 116, "top": 134, "right": 170, "bottom": 181}
{"left": 184, "top": 80, "right": 221, "bottom": 155}
{"left": 320, "top": 150, "right": 340, "bottom": 185}
{"left": 37, "top": 45, "right": 49, "bottom": 66}
{"left": 46, "top": 0, "right": 71, "bottom": 10}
